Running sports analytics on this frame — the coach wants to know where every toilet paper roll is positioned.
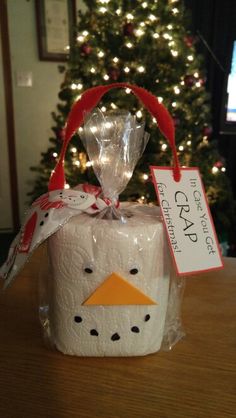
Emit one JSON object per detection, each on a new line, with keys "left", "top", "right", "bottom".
{"left": 48, "top": 204, "right": 170, "bottom": 356}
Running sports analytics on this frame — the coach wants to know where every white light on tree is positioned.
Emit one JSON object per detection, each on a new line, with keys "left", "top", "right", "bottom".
{"left": 86, "top": 161, "right": 93, "bottom": 167}
{"left": 167, "top": 24, "right": 173, "bottom": 29}
{"left": 194, "top": 72, "right": 199, "bottom": 78}
{"left": 126, "top": 13, "right": 134, "bottom": 20}
{"left": 158, "top": 97, "right": 163, "bottom": 103}
{"left": 187, "top": 140, "right": 192, "bottom": 146}
{"left": 136, "top": 110, "right": 143, "bottom": 118}
{"left": 101, "top": 106, "right": 107, "bottom": 112}
{"left": 143, "top": 173, "right": 149, "bottom": 180}
{"left": 174, "top": 86, "right": 180, "bottom": 94}
{"left": 196, "top": 81, "right": 201, "bottom": 87}
{"left": 221, "top": 167, "right": 226, "bottom": 172}
{"left": 99, "top": 7, "right": 107, "bottom": 13}
{"left": 71, "top": 147, "right": 77, "bottom": 153}
{"left": 149, "top": 14, "right": 156, "bottom": 21}
{"left": 71, "top": 83, "right": 77, "bottom": 90}
{"left": 98, "top": 51, "right": 104, "bottom": 57}
{"left": 212, "top": 166, "right": 219, "bottom": 174}
{"left": 77, "top": 35, "right": 84, "bottom": 42}
{"left": 171, "top": 50, "right": 178, "bottom": 57}
{"left": 142, "top": 2, "right": 148, "bottom": 8}
{"left": 111, "top": 103, "right": 117, "bottom": 109}
{"left": 104, "top": 74, "right": 109, "bottom": 80}
{"left": 65, "top": 184, "right": 70, "bottom": 189}
{"left": 90, "top": 67, "right": 96, "bottom": 73}
{"left": 126, "top": 88, "right": 131, "bottom": 93}
{"left": 178, "top": 145, "right": 184, "bottom": 151}
{"left": 82, "top": 30, "right": 89, "bottom": 36}
{"left": 172, "top": 101, "right": 177, "bottom": 107}
{"left": 116, "top": 9, "right": 121, "bottom": 15}
{"left": 140, "top": 22, "right": 145, "bottom": 27}
{"left": 124, "top": 66, "right": 130, "bottom": 73}
{"left": 113, "top": 57, "right": 119, "bottom": 63}
{"left": 136, "top": 29, "right": 144, "bottom": 36}
{"left": 52, "top": 152, "right": 58, "bottom": 157}
{"left": 74, "top": 160, "right": 80, "bottom": 167}
{"left": 172, "top": 7, "right": 179, "bottom": 14}
{"left": 77, "top": 83, "right": 83, "bottom": 90}
{"left": 161, "top": 143, "right": 167, "bottom": 151}
{"left": 137, "top": 65, "right": 145, "bottom": 73}
{"left": 126, "top": 42, "right": 133, "bottom": 48}
{"left": 187, "top": 55, "right": 194, "bottom": 61}
{"left": 153, "top": 33, "right": 160, "bottom": 39}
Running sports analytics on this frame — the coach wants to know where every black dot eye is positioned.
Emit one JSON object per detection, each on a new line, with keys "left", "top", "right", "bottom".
{"left": 130, "top": 268, "right": 139, "bottom": 275}
{"left": 84, "top": 267, "right": 93, "bottom": 274}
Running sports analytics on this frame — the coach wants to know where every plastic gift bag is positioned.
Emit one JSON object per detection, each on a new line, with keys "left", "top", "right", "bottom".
{"left": 1, "top": 83, "right": 185, "bottom": 356}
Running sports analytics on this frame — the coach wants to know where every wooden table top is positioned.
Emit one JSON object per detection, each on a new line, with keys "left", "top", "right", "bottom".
{"left": 0, "top": 248, "right": 235, "bottom": 418}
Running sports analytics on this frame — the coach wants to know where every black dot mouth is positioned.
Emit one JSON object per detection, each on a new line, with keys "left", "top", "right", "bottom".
{"left": 73, "top": 313, "right": 151, "bottom": 340}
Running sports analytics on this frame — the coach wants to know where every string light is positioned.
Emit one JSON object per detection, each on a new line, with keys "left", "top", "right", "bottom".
{"left": 221, "top": 167, "right": 226, "bottom": 172}
{"left": 90, "top": 126, "right": 98, "bottom": 133}
{"left": 111, "top": 103, "right": 117, "bottom": 109}
{"left": 74, "top": 160, "right": 80, "bottom": 167}
{"left": 113, "top": 57, "right": 119, "bottom": 63}
{"left": 174, "top": 86, "right": 180, "bottom": 94}
{"left": 71, "top": 147, "right": 77, "bottom": 153}
{"left": 78, "top": 127, "right": 83, "bottom": 133}
{"left": 116, "top": 8, "right": 121, "bottom": 15}
{"left": 101, "top": 106, "right": 107, "bottom": 112}
{"left": 82, "top": 30, "right": 89, "bottom": 36}
{"left": 143, "top": 174, "right": 149, "bottom": 180}
{"left": 172, "top": 7, "right": 179, "bottom": 14}
{"left": 86, "top": 161, "right": 93, "bottom": 167}
{"left": 126, "top": 42, "right": 133, "bottom": 48}
{"left": 126, "top": 13, "right": 134, "bottom": 20}
{"left": 180, "top": 80, "right": 185, "bottom": 85}
{"left": 187, "top": 55, "right": 194, "bottom": 61}
{"left": 98, "top": 51, "right": 104, "bottom": 57}
{"left": 171, "top": 50, "right": 178, "bottom": 57}
{"left": 172, "top": 101, "right": 177, "bottom": 107}
{"left": 187, "top": 140, "right": 192, "bottom": 146}
{"left": 167, "top": 24, "right": 173, "bottom": 30}
{"left": 158, "top": 97, "right": 163, "bottom": 103}
{"left": 196, "top": 81, "right": 201, "bottom": 87}
{"left": 149, "top": 14, "right": 156, "bottom": 21}
{"left": 99, "top": 7, "right": 107, "bottom": 13}
{"left": 162, "top": 144, "right": 167, "bottom": 151}
{"left": 124, "top": 66, "right": 130, "bottom": 73}
{"left": 136, "top": 110, "right": 143, "bottom": 118}
{"left": 212, "top": 166, "right": 219, "bottom": 174}
{"left": 77, "top": 83, "right": 83, "bottom": 90}
{"left": 142, "top": 2, "right": 148, "bottom": 8}
{"left": 77, "top": 35, "right": 84, "bottom": 42}
{"left": 71, "top": 83, "right": 77, "bottom": 90}
{"left": 153, "top": 33, "right": 160, "bottom": 39}
{"left": 65, "top": 184, "right": 70, "bottom": 189}
{"left": 99, "top": 0, "right": 110, "bottom": 3}
{"left": 125, "top": 88, "right": 131, "bottom": 93}
{"left": 140, "top": 22, "right": 145, "bottom": 27}
{"left": 52, "top": 152, "right": 58, "bottom": 157}
{"left": 137, "top": 65, "right": 145, "bottom": 73}
{"left": 104, "top": 74, "right": 109, "bottom": 80}
{"left": 179, "top": 145, "right": 184, "bottom": 151}
{"left": 136, "top": 29, "right": 145, "bottom": 37}
{"left": 90, "top": 67, "right": 96, "bottom": 73}
{"left": 194, "top": 72, "right": 199, "bottom": 78}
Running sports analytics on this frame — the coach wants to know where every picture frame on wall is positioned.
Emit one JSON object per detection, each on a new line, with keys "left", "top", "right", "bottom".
{"left": 35, "top": 0, "right": 76, "bottom": 62}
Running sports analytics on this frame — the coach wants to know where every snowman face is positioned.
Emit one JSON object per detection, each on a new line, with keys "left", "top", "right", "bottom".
{"left": 48, "top": 215, "right": 170, "bottom": 356}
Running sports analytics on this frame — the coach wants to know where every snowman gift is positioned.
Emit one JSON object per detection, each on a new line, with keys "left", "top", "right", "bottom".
{"left": 1, "top": 83, "right": 185, "bottom": 357}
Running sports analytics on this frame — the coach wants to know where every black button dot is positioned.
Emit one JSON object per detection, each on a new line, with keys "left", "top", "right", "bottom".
{"left": 131, "top": 326, "right": 140, "bottom": 333}
{"left": 44, "top": 212, "right": 49, "bottom": 218}
{"left": 74, "top": 316, "right": 82, "bottom": 323}
{"left": 130, "top": 268, "right": 138, "bottom": 275}
{"left": 90, "top": 329, "right": 99, "bottom": 336}
{"left": 84, "top": 267, "right": 93, "bottom": 274}
{"left": 80, "top": 195, "right": 85, "bottom": 199}
{"left": 144, "top": 314, "right": 151, "bottom": 322}
{"left": 40, "top": 221, "right": 44, "bottom": 226}
{"left": 111, "top": 333, "right": 120, "bottom": 341}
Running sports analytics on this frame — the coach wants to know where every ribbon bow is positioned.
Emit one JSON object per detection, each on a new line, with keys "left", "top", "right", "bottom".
{"left": 0, "top": 185, "right": 117, "bottom": 288}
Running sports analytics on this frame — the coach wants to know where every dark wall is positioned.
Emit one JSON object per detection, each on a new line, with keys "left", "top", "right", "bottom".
{"left": 184, "top": 0, "right": 236, "bottom": 196}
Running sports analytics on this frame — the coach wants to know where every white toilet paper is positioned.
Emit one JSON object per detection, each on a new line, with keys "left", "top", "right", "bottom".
{"left": 48, "top": 204, "right": 170, "bottom": 356}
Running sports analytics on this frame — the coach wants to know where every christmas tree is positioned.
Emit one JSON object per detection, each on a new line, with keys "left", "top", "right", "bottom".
{"left": 29, "top": 0, "right": 235, "bottom": 243}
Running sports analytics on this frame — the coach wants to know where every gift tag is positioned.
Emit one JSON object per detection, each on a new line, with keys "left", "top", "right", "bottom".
{"left": 150, "top": 167, "right": 224, "bottom": 275}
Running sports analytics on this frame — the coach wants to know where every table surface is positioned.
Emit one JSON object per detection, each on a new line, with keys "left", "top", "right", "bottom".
{"left": 0, "top": 248, "right": 235, "bottom": 418}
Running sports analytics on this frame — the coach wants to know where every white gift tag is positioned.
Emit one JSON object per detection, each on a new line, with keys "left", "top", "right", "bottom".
{"left": 151, "top": 166, "right": 224, "bottom": 275}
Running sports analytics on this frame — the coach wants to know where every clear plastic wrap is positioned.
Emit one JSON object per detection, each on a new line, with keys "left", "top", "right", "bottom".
{"left": 39, "top": 109, "right": 185, "bottom": 356}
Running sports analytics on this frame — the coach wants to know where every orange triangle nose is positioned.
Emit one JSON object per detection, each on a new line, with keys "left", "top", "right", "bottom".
{"left": 83, "top": 272, "right": 156, "bottom": 306}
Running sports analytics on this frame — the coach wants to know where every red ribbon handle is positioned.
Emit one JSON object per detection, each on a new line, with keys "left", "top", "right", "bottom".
{"left": 49, "top": 83, "right": 181, "bottom": 191}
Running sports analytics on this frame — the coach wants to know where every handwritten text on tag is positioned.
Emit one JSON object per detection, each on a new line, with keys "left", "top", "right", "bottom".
{"left": 151, "top": 167, "right": 224, "bottom": 275}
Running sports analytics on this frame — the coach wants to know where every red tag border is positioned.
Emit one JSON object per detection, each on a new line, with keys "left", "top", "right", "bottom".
{"left": 150, "top": 166, "right": 224, "bottom": 276}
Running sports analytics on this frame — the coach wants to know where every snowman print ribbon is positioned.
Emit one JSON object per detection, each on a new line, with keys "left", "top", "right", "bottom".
{"left": 0, "top": 185, "right": 118, "bottom": 288}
